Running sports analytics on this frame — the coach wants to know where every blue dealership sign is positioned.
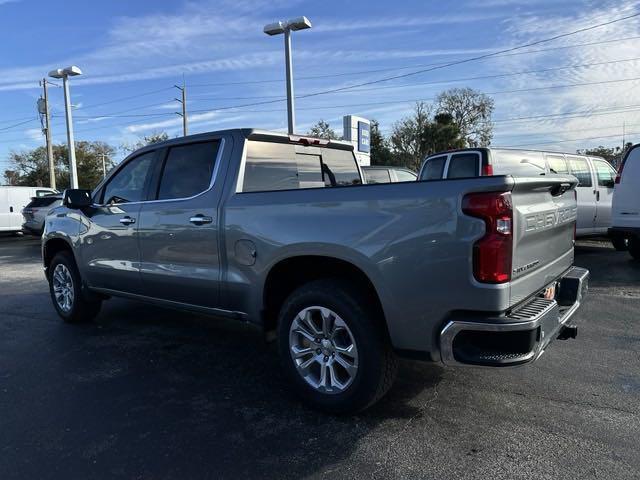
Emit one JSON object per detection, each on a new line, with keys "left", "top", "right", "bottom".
{"left": 358, "top": 121, "right": 370, "bottom": 153}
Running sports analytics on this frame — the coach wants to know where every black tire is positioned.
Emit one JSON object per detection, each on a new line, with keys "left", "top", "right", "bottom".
{"left": 611, "top": 236, "right": 628, "bottom": 251}
{"left": 277, "top": 279, "right": 397, "bottom": 414}
{"left": 48, "top": 251, "right": 102, "bottom": 323}
{"left": 629, "top": 236, "right": 640, "bottom": 261}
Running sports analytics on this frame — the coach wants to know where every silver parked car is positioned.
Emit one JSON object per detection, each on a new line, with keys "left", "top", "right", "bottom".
{"left": 362, "top": 165, "right": 417, "bottom": 183}
{"left": 42, "top": 129, "right": 588, "bottom": 413}
{"left": 22, "top": 194, "right": 63, "bottom": 235}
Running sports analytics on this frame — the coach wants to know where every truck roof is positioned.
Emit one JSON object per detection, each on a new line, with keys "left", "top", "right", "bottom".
{"left": 426, "top": 146, "right": 604, "bottom": 159}
{"left": 132, "top": 128, "right": 354, "bottom": 154}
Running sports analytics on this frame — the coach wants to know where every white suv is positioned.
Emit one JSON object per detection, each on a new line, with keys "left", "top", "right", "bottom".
{"left": 610, "top": 145, "right": 640, "bottom": 260}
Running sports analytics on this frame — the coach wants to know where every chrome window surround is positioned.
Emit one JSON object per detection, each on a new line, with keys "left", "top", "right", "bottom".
{"left": 94, "top": 138, "right": 225, "bottom": 207}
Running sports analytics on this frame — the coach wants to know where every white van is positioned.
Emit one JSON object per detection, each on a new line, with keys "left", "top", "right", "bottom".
{"left": 0, "top": 186, "right": 57, "bottom": 233}
{"left": 418, "top": 148, "right": 618, "bottom": 241}
{"left": 610, "top": 144, "right": 640, "bottom": 260}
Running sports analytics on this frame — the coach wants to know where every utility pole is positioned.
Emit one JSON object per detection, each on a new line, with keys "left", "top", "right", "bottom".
{"left": 38, "top": 78, "right": 56, "bottom": 190}
{"left": 175, "top": 80, "right": 188, "bottom": 136}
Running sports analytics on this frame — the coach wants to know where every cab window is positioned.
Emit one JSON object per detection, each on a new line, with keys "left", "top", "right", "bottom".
{"left": 157, "top": 141, "right": 220, "bottom": 200}
{"left": 591, "top": 158, "right": 616, "bottom": 187}
{"left": 546, "top": 154, "right": 569, "bottom": 174}
{"left": 102, "top": 152, "right": 155, "bottom": 204}
{"left": 566, "top": 156, "right": 593, "bottom": 187}
{"left": 447, "top": 153, "right": 480, "bottom": 178}
{"left": 420, "top": 156, "right": 446, "bottom": 180}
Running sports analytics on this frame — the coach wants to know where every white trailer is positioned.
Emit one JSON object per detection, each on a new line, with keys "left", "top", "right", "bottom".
{"left": 0, "top": 186, "right": 57, "bottom": 233}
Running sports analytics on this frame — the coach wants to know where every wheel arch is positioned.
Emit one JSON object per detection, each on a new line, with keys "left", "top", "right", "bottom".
{"left": 261, "top": 255, "right": 389, "bottom": 338}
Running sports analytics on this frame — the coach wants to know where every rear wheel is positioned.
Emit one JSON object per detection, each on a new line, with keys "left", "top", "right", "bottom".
{"left": 611, "top": 236, "right": 628, "bottom": 251}
{"left": 629, "top": 236, "right": 640, "bottom": 261}
{"left": 277, "top": 279, "right": 397, "bottom": 414}
{"left": 48, "top": 251, "right": 102, "bottom": 323}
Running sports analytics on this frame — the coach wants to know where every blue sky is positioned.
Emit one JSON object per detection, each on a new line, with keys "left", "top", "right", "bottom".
{"left": 1, "top": 0, "right": 639, "bottom": 170}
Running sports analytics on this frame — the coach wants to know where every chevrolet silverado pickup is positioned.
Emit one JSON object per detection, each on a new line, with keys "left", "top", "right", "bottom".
{"left": 42, "top": 129, "right": 589, "bottom": 413}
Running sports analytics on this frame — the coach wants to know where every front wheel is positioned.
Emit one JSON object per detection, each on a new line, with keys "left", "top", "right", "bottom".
{"left": 277, "top": 279, "right": 397, "bottom": 414}
{"left": 48, "top": 251, "right": 102, "bottom": 323}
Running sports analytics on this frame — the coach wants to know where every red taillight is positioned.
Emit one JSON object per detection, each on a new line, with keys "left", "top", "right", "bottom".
{"left": 462, "top": 191, "right": 513, "bottom": 283}
{"left": 482, "top": 164, "right": 494, "bottom": 176}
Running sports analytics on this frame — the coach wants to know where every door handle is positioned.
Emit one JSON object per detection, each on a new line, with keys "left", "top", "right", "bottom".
{"left": 596, "top": 191, "right": 600, "bottom": 201}
{"left": 119, "top": 216, "right": 135, "bottom": 225}
{"left": 189, "top": 214, "right": 213, "bottom": 225}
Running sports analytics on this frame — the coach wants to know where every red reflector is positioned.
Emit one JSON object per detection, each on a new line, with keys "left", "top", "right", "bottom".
{"left": 462, "top": 191, "right": 513, "bottom": 284}
{"left": 482, "top": 164, "right": 494, "bottom": 176}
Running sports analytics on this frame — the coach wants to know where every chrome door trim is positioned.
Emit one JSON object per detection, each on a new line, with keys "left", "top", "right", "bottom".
{"left": 89, "top": 286, "right": 248, "bottom": 320}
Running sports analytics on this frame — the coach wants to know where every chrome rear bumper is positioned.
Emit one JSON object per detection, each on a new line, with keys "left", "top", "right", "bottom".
{"left": 440, "top": 266, "right": 589, "bottom": 367}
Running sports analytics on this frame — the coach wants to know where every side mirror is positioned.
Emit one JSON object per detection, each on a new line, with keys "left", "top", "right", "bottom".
{"left": 602, "top": 179, "right": 615, "bottom": 189}
{"left": 63, "top": 189, "right": 92, "bottom": 209}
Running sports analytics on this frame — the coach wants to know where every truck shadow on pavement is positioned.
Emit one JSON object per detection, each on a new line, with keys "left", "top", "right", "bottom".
{"left": 9, "top": 297, "right": 442, "bottom": 479}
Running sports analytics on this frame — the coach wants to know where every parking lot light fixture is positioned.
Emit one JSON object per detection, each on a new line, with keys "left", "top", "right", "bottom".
{"left": 263, "top": 16, "right": 312, "bottom": 135}
{"left": 48, "top": 66, "right": 82, "bottom": 189}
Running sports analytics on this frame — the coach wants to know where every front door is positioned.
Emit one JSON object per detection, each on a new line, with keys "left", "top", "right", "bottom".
{"left": 590, "top": 157, "right": 616, "bottom": 233}
{"left": 137, "top": 139, "right": 225, "bottom": 308}
{"left": 80, "top": 150, "right": 157, "bottom": 293}
{"left": 566, "top": 155, "right": 597, "bottom": 236}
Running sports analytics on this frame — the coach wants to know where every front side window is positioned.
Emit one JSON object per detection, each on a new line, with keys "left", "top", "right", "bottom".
{"left": 547, "top": 154, "right": 569, "bottom": 174}
{"left": 157, "top": 141, "right": 220, "bottom": 200}
{"left": 566, "top": 156, "right": 593, "bottom": 187}
{"left": 242, "top": 141, "right": 361, "bottom": 192}
{"left": 364, "top": 168, "right": 391, "bottom": 184}
{"left": 420, "top": 156, "right": 446, "bottom": 180}
{"left": 592, "top": 158, "right": 616, "bottom": 187}
{"left": 447, "top": 153, "right": 480, "bottom": 179}
{"left": 102, "top": 152, "right": 155, "bottom": 204}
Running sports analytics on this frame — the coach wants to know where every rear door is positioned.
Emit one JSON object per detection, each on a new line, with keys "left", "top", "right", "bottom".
{"left": 565, "top": 155, "right": 596, "bottom": 235}
{"left": 0, "top": 188, "right": 10, "bottom": 231}
{"left": 510, "top": 176, "right": 578, "bottom": 306}
{"left": 590, "top": 157, "right": 616, "bottom": 233}
{"left": 7, "top": 188, "right": 31, "bottom": 230}
{"left": 137, "top": 138, "right": 225, "bottom": 308}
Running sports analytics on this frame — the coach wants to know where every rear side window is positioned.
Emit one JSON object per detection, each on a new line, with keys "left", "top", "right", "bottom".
{"left": 592, "top": 158, "right": 616, "bottom": 187}
{"left": 157, "top": 141, "right": 220, "bottom": 200}
{"left": 420, "top": 156, "right": 446, "bottom": 180}
{"left": 364, "top": 168, "right": 391, "bottom": 184}
{"left": 242, "top": 141, "right": 361, "bottom": 192}
{"left": 35, "top": 189, "right": 55, "bottom": 197}
{"left": 566, "top": 156, "right": 592, "bottom": 187}
{"left": 102, "top": 151, "right": 155, "bottom": 204}
{"left": 26, "top": 197, "right": 59, "bottom": 208}
{"left": 546, "top": 154, "right": 569, "bottom": 174}
{"left": 447, "top": 153, "right": 479, "bottom": 178}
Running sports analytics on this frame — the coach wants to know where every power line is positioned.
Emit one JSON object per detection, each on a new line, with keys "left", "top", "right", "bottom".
{"left": 499, "top": 131, "right": 640, "bottom": 148}
{"left": 76, "top": 87, "right": 174, "bottom": 111}
{"left": 0, "top": 118, "right": 37, "bottom": 132}
{"left": 188, "top": 35, "right": 640, "bottom": 88}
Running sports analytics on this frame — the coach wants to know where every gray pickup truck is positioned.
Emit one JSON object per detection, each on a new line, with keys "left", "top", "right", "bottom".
{"left": 43, "top": 129, "right": 589, "bottom": 413}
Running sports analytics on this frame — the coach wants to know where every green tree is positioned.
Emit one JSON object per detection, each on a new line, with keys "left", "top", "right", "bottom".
{"left": 577, "top": 143, "right": 632, "bottom": 167}
{"left": 307, "top": 120, "right": 339, "bottom": 140}
{"left": 421, "top": 113, "right": 465, "bottom": 156}
{"left": 389, "top": 102, "right": 433, "bottom": 171}
{"left": 436, "top": 88, "right": 494, "bottom": 147}
{"left": 369, "top": 120, "right": 394, "bottom": 166}
{"left": 3, "top": 141, "right": 117, "bottom": 190}
{"left": 122, "top": 131, "right": 170, "bottom": 154}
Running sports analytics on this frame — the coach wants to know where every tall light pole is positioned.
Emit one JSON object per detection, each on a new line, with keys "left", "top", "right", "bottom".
{"left": 49, "top": 66, "right": 82, "bottom": 189}
{"left": 264, "top": 16, "right": 312, "bottom": 134}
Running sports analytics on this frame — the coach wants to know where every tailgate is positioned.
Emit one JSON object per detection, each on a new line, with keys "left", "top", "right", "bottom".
{"left": 510, "top": 175, "right": 578, "bottom": 306}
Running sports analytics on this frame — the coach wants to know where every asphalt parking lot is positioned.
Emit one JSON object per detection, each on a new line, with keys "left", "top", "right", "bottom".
{"left": 0, "top": 235, "right": 638, "bottom": 480}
